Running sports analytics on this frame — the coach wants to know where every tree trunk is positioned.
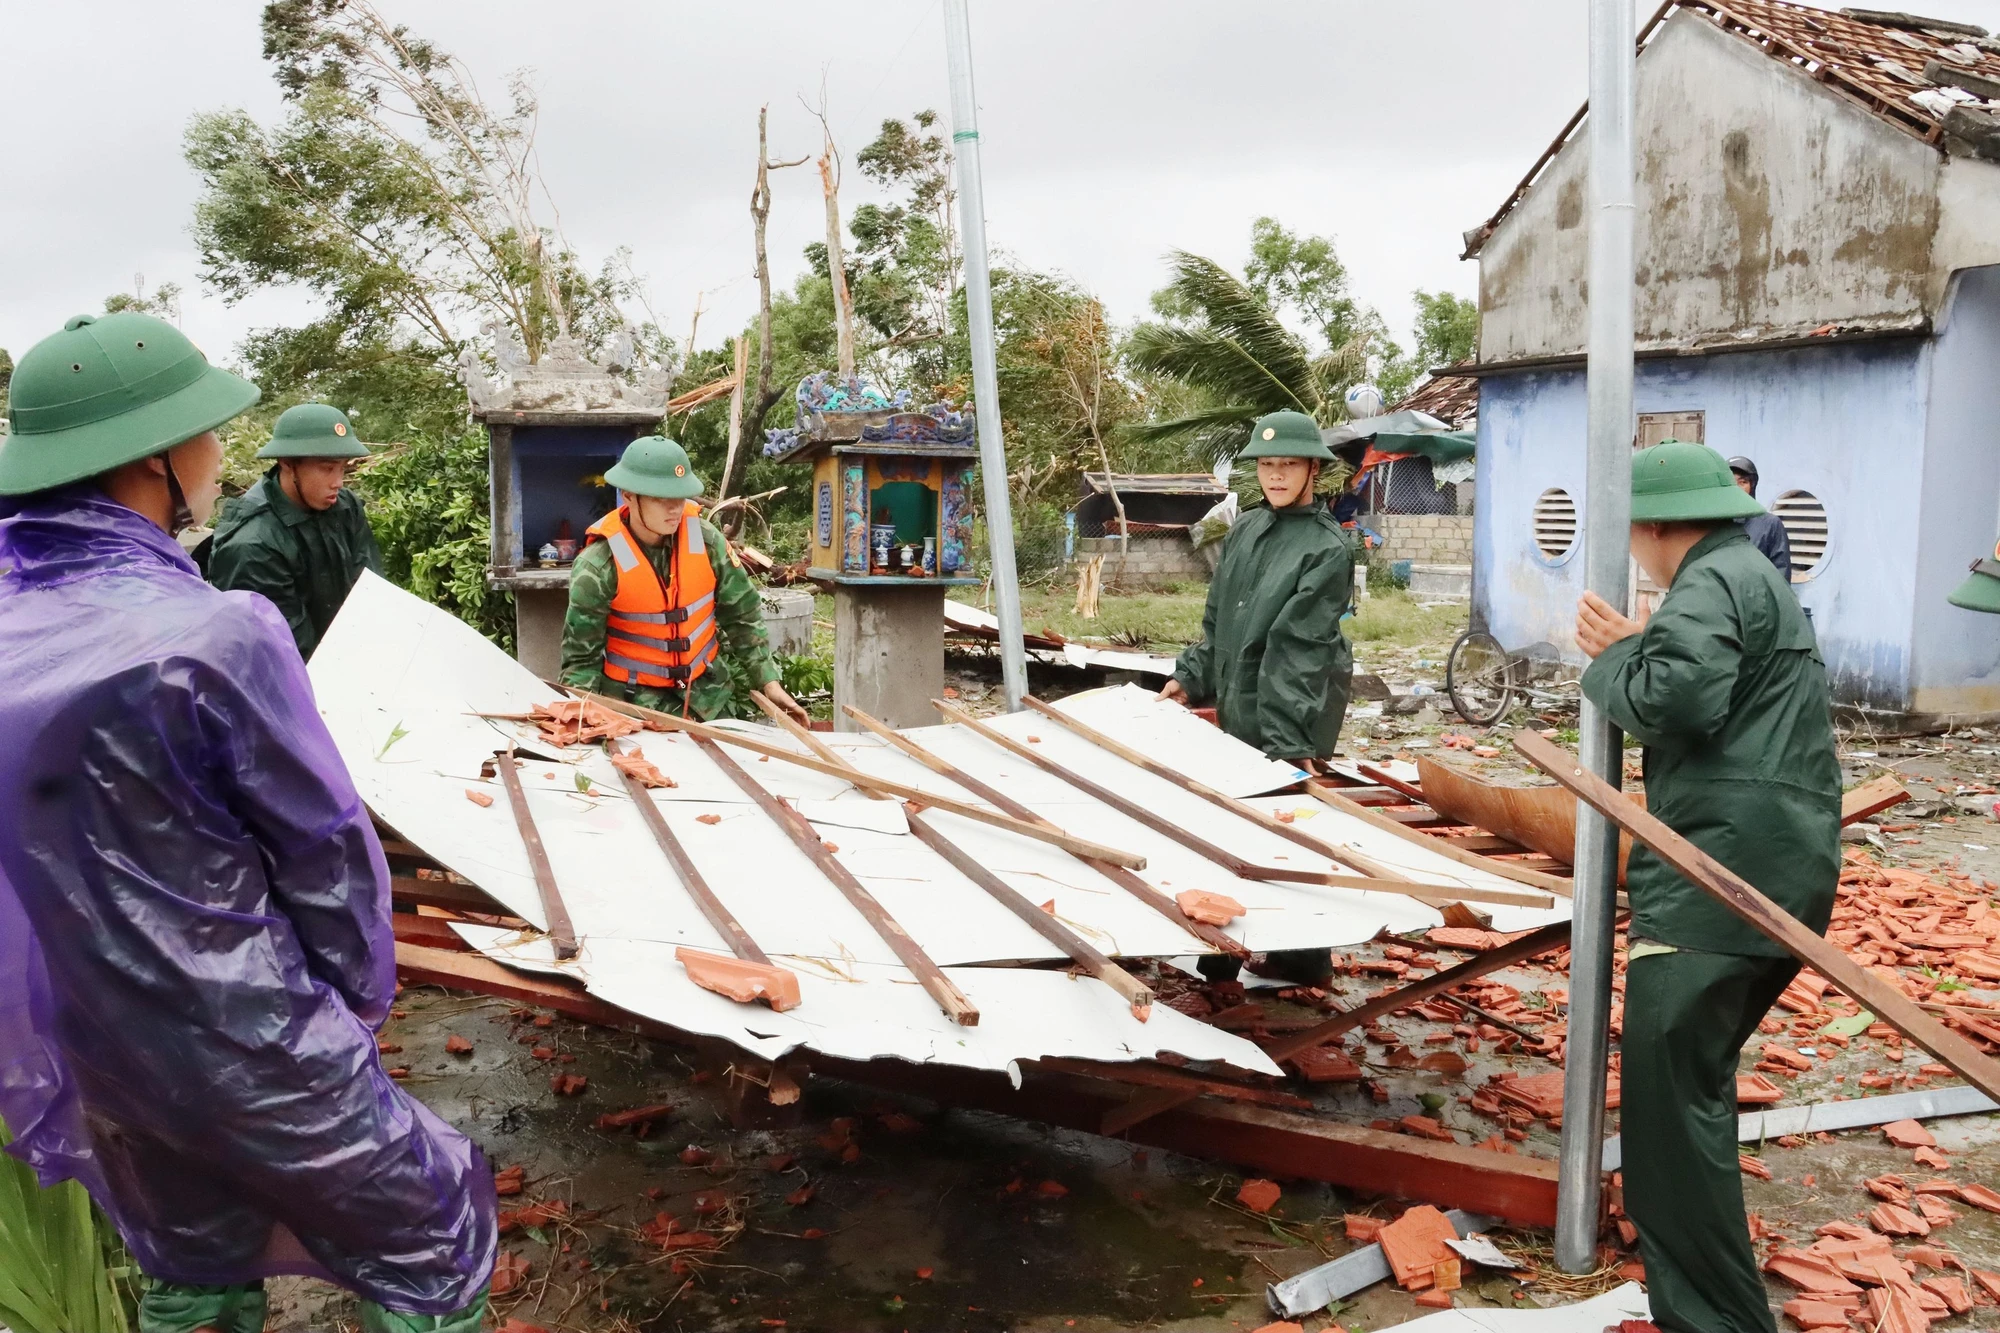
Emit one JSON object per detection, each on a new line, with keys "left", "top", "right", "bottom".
{"left": 723, "top": 105, "right": 805, "bottom": 525}
{"left": 718, "top": 335, "right": 749, "bottom": 503}
{"left": 820, "top": 143, "right": 856, "bottom": 380}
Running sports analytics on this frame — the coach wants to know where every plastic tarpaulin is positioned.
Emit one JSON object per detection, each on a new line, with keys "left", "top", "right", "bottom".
{"left": 0, "top": 491, "right": 493, "bottom": 1314}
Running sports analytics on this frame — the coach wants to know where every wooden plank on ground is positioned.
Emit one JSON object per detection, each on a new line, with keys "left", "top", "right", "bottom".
{"left": 1841, "top": 774, "right": 1910, "bottom": 824}
{"left": 1512, "top": 728, "right": 2000, "bottom": 1103}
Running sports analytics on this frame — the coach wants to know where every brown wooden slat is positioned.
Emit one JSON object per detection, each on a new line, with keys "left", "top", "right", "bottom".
{"left": 493, "top": 749, "right": 579, "bottom": 959}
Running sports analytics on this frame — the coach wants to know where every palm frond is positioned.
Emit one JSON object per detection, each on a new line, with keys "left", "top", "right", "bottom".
{"left": 1118, "top": 402, "right": 1261, "bottom": 447}
{"left": 1125, "top": 252, "right": 1319, "bottom": 414}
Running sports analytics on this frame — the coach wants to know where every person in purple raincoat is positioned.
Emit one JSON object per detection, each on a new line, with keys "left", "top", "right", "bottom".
{"left": 0, "top": 312, "right": 494, "bottom": 1333}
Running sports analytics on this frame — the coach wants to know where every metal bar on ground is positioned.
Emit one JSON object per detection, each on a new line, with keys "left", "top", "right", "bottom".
{"left": 1599, "top": 1083, "right": 1997, "bottom": 1173}
{"left": 1306, "top": 783, "right": 1574, "bottom": 895}
{"left": 1267, "top": 1210, "right": 1497, "bottom": 1318}
{"left": 942, "top": 700, "right": 1546, "bottom": 910}
{"left": 1560, "top": 0, "right": 1639, "bottom": 1274}
{"left": 694, "top": 733, "right": 980, "bottom": 1027}
{"left": 492, "top": 748, "right": 579, "bottom": 959}
{"left": 840, "top": 703, "right": 1248, "bottom": 958}
{"left": 564, "top": 690, "right": 1144, "bottom": 869}
{"left": 944, "top": 0, "right": 1028, "bottom": 712}
{"left": 1515, "top": 728, "right": 2000, "bottom": 1103}
{"left": 609, "top": 739, "right": 772, "bottom": 966}
{"left": 1099, "top": 920, "right": 1580, "bottom": 1136}
{"left": 751, "top": 697, "right": 1154, "bottom": 1017}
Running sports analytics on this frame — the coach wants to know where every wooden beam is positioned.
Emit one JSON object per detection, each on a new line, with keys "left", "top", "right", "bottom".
{"left": 563, "top": 690, "right": 1146, "bottom": 869}
{"left": 694, "top": 733, "right": 980, "bottom": 1027}
{"left": 392, "top": 941, "right": 1564, "bottom": 1226}
{"left": 947, "top": 699, "right": 1547, "bottom": 911}
{"left": 1307, "top": 782, "right": 1575, "bottom": 896}
{"left": 1841, "top": 774, "right": 1910, "bottom": 825}
{"left": 493, "top": 748, "right": 578, "bottom": 959}
{"left": 389, "top": 873, "right": 508, "bottom": 916}
{"left": 750, "top": 696, "right": 1154, "bottom": 1017}
{"left": 840, "top": 704, "right": 1248, "bottom": 958}
{"left": 1098, "top": 920, "right": 1580, "bottom": 1136}
{"left": 610, "top": 739, "right": 774, "bottom": 967}
{"left": 1512, "top": 728, "right": 2000, "bottom": 1103}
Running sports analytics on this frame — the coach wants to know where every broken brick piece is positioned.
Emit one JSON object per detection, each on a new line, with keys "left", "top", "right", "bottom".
{"left": 550, "top": 1073, "right": 587, "bottom": 1096}
{"left": 696, "top": 813, "right": 723, "bottom": 825}
{"left": 1868, "top": 1203, "right": 1930, "bottom": 1237}
{"left": 1376, "top": 1204, "right": 1459, "bottom": 1290}
{"left": 1762, "top": 1249, "right": 1862, "bottom": 1295}
{"left": 1236, "top": 1179, "right": 1281, "bottom": 1214}
{"left": 1920, "top": 1275, "right": 1972, "bottom": 1315}
{"left": 1912, "top": 1145, "right": 1951, "bottom": 1170}
{"left": 1400, "top": 1115, "right": 1457, "bottom": 1143}
{"left": 1739, "top": 1154, "right": 1772, "bottom": 1181}
{"left": 490, "top": 1250, "right": 530, "bottom": 1296}
{"left": 1432, "top": 1257, "right": 1462, "bottom": 1291}
{"left": 1957, "top": 1182, "right": 2000, "bottom": 1214}
{"left": 1779, "top": 1300, "right": 1854, "bottom": 1330}
{"left": 608, "top": 749, "right": 676, "bottom": 789}
{"left": 1174, "top": 889, "right": 1245, "bottom": 926}
{"left": 445, "top": 1034, "right": 474, "bottom": 1055}
{"left": 464, "top": 788, "right": 495, "bottom": 808}
{"left": 1343, "top": 1214, "right": 1384, "bottom": 1242}
{"left": 595, "top": 1103, "right": 674, "bottom": 1132}
{"left": 1413, "top": 1290, "right": 1455, "bottom": 1308}
{"left": 675, "top": 947, "right": 803, "bottom": 1011}
{"left": 492, "top": 1165, "right": 525, "bottom": 1197}
{"left": 1882, "top": 1119, "right": 1937, "bottom": 1149}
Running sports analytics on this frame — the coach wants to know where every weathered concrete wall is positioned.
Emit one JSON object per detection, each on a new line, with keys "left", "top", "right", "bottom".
{"left": 514, "top": 587, "right": 566, "bottom": 681}
{"left": 833, "top": 584, "right": 945, "bottom": 731}
{"left": 1911, "top": 266, "right": 2000, "bottom": 720}
{"left": 1474, "top": 339, "right": 1931, "bottom": 710}
{"left": 1075, "top": 535, "right": 1210, "bottom": 590}
{"left": 1479, "top": 10, "right": 1943, "bottom": 362}
{"left": 1372, "top": 514, "right": 1474, "bottom": 567}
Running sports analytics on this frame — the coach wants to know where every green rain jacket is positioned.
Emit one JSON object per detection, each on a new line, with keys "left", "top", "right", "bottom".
{"left": 559, "top": 517, "right": 782, "bottom": 721}
{"left": 1581, "top": 526, "right": 1840, "bottom": 957}
{"left": 207, "top": 466, "right": 386, "bottom": 659}
{"left": 1173, "top": 502, "right": 1355, "bottom": 761}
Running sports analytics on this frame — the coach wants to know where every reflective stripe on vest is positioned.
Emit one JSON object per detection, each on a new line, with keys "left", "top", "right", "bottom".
{"left": 583, "top": 502, "right": 720, "bottom": 691}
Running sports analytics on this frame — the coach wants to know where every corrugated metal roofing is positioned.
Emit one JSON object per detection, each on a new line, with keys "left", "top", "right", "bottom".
{"left": 1390, "top": 369, "right": 1479, "bottom": 428}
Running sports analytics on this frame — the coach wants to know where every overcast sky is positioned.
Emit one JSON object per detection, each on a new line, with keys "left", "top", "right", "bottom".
{"left": 8, "top": 0, "right": 2000, "bottom": 372}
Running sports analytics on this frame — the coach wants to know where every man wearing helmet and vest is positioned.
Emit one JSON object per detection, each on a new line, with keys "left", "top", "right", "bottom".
{"left": 1574, "top": 440, "right": 1838, "bottom": 1333}
{"left": 561, "top": 434, "right": 808, "bottom": 722}
{"left": 0, "top": 312, "right": 494, "bottom": 1333}
{"left": 1160, "top": 409, "right": 1357, "bottom": 985}
{"left": 207, "top": 402, "right": 385, "bottom": 659}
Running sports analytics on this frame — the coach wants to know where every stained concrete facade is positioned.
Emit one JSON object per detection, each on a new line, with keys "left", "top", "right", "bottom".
{"left": 1475, "top": 10, "right": 2000, "bottom": 364}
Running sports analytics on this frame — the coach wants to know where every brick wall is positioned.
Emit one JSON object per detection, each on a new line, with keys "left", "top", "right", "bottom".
{"left": 1372, "top": 513, "right": 1475, "bottom": 567}
{"left": 1075, "top": 534, "right": 1212, "bottom": 590}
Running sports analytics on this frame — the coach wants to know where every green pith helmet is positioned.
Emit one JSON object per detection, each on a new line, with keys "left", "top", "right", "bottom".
{"left": 1949, "top": 544, "right": 2000, "bottom": 614}
{"left": 0, "top": 312, "right": 261, "bottom": 496}
{"left": 605, "top": 435, "right": 703, "bottom": 500}
{"left": 1239, "top": 410, "right": 1335, "bottom": 461}
{"left": 1629, "top": 439, "right": 1767, "bottom": 523}
{"left": 257, "top": 402, "right": 370, "bottom": 460}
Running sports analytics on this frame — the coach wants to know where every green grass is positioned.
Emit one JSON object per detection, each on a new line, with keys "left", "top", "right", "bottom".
{"left": 1347, "top": 589, "right": 1468, "bottom": 648}
{"left": 0, "top": 1119, "right": 131, "bottom": 1333}
{"left": 957, "top": 583, "right": 1211, "bottom": 650}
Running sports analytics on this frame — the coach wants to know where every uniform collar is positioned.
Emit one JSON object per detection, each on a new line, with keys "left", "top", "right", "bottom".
{"left": 1670, "top": 525, "right": 1750, "bottom": 586}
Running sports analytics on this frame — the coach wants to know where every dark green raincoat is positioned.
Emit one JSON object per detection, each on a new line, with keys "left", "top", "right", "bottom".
{"left": 1581, "top": 524, "right": 1839, "bottom": 1333}
{"left": 1174, "top": 502, "right": 1354, "bottom": 762}
{"left": 207, "top": 467, "right": 386, "bottom": 660}
{"left": 1582, "top": 525, "right": 1841, "bottom": 957}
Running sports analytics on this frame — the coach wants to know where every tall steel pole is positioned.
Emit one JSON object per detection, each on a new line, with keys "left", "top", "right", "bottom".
{"left": 944, "top": 0, "right": 1028, "bottom": 710}
{"left": 1556, "top": 0, "right": 1636, "bottom": 1274}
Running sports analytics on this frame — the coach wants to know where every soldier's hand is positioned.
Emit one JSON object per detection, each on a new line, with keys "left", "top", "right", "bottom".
{"left": 761, "top": 681, "right": 810, "bottom": 724}
{"left": 1158, "top": 679, "right": 1188, "bottom": 704}
{"left": 1575, "top": 591, "right": 1644, "bottom": 659}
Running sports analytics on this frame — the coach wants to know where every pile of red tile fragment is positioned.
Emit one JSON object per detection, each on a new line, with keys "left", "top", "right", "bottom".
{"left": 528, "top": 699, "right": 645, "bottom": 748}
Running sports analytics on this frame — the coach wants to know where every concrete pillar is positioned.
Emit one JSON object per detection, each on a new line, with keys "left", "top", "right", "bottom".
{"left": 515, "top": 588, "right": 568, "bottom": 681}
{"left": 833, "top": 584, "right": 945, "bottom": 731}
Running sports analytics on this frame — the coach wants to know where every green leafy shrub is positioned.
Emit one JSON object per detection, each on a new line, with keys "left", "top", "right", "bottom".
{"left": 356, "top": 431, "right": 515, "bottom": 652}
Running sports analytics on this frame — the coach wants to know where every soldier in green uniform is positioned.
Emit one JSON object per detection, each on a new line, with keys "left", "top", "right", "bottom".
{"left": 1574, "top": 440, "right": 1840, "bottom": 1333}
{"left": 560, "top": 434, "right": 807, "bottom": 723}
{"left": 1162, "top": 409, "right": 1356, "bottom": 985}
{"left": 207, "top": 402, "right": 384, "bottom": 659}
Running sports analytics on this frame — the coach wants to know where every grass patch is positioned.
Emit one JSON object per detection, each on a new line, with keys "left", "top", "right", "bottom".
{"left": 958, "top": 583, "right": 1211, "bottom": 650}
{"left": 1347, "top": 590, "right": 1468, "bottom": 647}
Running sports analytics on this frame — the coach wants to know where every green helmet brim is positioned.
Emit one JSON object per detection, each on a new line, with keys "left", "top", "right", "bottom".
{"left": 0, "top": 363, "right": 260, "bottom": 496}
{"left": 1950, "top": 566, "right": 2000, "bottom": 614}
{"left": 257, "top": 434, "right": 371, "bottom": 461}
{"left": 1629, "top": 484, "right": 1767, "bottom": 523}
{"left": 606, "top": 459, "right": 703, "bottom": 499}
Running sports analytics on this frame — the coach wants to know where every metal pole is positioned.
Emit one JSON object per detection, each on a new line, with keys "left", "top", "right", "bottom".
{"left": 943, "top": 0, "right": 1028, "bottom": 710}
{"left": 1556, "top": 0, "right": 1635, "bottom": 1274}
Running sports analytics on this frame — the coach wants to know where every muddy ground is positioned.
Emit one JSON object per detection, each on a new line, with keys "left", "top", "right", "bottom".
{"left": 273, "top": 633, "right": 2000, "bottom": 1331}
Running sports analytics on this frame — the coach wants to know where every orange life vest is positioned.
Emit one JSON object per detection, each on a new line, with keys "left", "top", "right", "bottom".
{"left": 584, "top": 502, "right": 719, "bottom": 689}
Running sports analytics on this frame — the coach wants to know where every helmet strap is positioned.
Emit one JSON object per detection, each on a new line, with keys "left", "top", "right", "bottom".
{"left": 162, "top": 453, "right": 195, "bottom": 535}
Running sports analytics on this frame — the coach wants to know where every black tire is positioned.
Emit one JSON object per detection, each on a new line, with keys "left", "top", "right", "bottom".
{"left": 1446, "top": 629, "right": 1516, "bottom": 727}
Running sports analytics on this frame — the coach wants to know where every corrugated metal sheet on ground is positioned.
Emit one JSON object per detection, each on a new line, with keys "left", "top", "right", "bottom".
{"left": 312, "top": 574, "right": 1564, "bottom": 1073}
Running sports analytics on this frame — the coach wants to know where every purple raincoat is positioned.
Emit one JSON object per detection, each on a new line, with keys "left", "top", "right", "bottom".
{"left": 0, "top": 489, "right": 494, "bottom": 1313}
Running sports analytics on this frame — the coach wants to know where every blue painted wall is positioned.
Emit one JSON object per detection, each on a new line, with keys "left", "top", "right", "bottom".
{"left": 1475, "top": 337, "right": 1935, "bottom": 710}
{"left": 1911, "top": 266, "right": 2000, "bottom": 717}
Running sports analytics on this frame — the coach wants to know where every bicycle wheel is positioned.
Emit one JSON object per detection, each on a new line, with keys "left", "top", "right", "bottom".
{"left": 1446, "top": 629, "right": 1516, "bottom": 727}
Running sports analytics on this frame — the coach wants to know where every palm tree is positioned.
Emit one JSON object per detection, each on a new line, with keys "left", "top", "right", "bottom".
{"left": 1123, "top": 250, "right": 1371, "bottom": 464}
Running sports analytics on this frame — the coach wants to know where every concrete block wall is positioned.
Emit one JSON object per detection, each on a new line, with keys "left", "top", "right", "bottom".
{"left": 1371, "top": 514, "right": 1475, "bottom": 567}
{"left": 1075, "top": 535, "right": 1211, "bottom": 589}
